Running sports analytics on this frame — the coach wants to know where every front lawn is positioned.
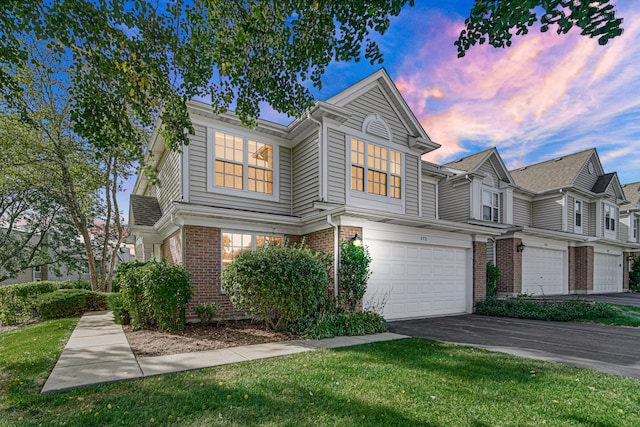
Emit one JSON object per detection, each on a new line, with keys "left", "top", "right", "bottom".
{"left": 2, "top": 319, "right": 640, "bottom": 426}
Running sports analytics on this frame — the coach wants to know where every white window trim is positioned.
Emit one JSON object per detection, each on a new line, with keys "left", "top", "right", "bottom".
{"left": 574, "top": 198, "right": 583, "bottom": 235}
{"left": 206, "top": 127, "right": 280, "bottom": 202}
{"left": 603, "top": 202, "right": 618, "bottom": 239}
{"left": 346, "top": 134, "right": 405, "bottom": 213}
{"left": 481, "top": 188, "right": 500, "bottom": 223}
{"left": 631, "top": 213, "right": 639, "bottom": 242}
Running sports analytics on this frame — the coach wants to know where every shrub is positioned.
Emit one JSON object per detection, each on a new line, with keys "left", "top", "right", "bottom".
{"left": 294, "top": 310, "right": 386, "bottom": 339}
{"left": 338, "top": 240, "right": 372, "bottom": 311}
{"left": 35, "top": 289, "right": 91, "bottom": 319}
{"left": 630, "top": 255, "right": 640, "bottom": 288}
{"left": 0, "top": 281, "right": 59, "bottom": 325}
{"left": 222, "top": 243, "right": 329, "bottom": 331}
{"left": 118, "top": 259, "right": 192, "bottom": 330}
{"left": 486, "top": 262, "right": 499, "bottom": 297}
{"left": 84, "top": 291, "right": 109, "bottom": 311}
{"left": 475, "top": 298, "right": 617, "bottom": 322}
{"left": 107, "top": 293, "right": 130, "bottom": 325}
{"left": 194, "top": 302, "right": 224, "bottom": 326}
{"left": 58, "top": 279, "right": 92, "bottom": 290}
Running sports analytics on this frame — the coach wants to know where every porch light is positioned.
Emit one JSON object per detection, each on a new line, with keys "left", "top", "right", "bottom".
{"left": 516, "top": 242, "right": 526, "bottom": 253}
{"left": 628, "top": 255, "right": 635, "bottom": 262}
{"left": 350, "top": 233, "right": 363, "bottom": 247}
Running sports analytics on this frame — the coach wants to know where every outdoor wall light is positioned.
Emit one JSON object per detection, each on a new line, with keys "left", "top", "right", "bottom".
{"left": 350, "top": 233, "right": 363, "bottom": 247}
{"left": 516, "top": 242, "right": 526, "bottom": 253}
{"left": 628, "top": 254, "right": 635, "bottom": 262}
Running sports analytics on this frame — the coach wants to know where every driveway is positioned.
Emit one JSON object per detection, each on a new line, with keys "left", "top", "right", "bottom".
{"left": 386, "top": 315, "right": 640, "bottom": 379}
{"left": 535, "top": 292, "right": 640, "bottom": 307}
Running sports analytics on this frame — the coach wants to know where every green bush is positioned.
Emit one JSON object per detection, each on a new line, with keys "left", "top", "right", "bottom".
{"left": 194, "top": 302, "right": 224, "bottom": 326}
{"left": 338, "top": 240, "right": 372, "bottom": 311}
{"left": 486, "top": 262, "right": 499, "bottom": 297}
{"left": 294, "top": 310, "right": 386, "bottom": 339}
{"left": 118, "top": 259, "right": 192, "bottom": 330}
{"left": 475, "top": 298, "right": 617, "bottom": 321}
{"left": 0, "top": 281, "right": 59, "bottom": 325}
{"left": 630, "top": 255, "right": 640, "bottom": 288}
{"left": 107, "top": 293, "right": 130, "bottom": 325}
{"left": 58, "top": 279, "right": 92, "bottom": 290}
{"left": 35, "top": 289, "right": 91, "bottom": 319}
{"left": 222, "top": 243, "right": 329, "bottom": 331}
{"left": 84, "top": 291, "right": 109, "bottom": 311}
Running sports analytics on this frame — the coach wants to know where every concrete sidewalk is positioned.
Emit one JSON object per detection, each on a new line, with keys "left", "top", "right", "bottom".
{"left": 42, "top": 311, "right": 408, "bottom": 394}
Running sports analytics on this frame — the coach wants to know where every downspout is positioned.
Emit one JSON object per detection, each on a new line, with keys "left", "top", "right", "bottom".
{"left": 306, "top": 111, "right": 324, "bottom": 202}
{"left": 327, "top": 214, "right": 339, "bottom": 299}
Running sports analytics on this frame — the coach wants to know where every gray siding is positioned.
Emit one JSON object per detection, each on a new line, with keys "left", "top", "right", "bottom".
{"left": 574, "top": 156, "right": 600, "bottom": 192}
{"left": 421, "top": 181, "right": 436, "bottom": 219}
{"left": 405, "top": 154, "right": 419, "bottom": 216}
{"left": 620, "top": 217, "right": 629, "bottom": 242}
{"left": 292, "top": 133, "right": 320, "bottom": 216}
{"left": 532, "top": 197, "right": 563, "bottom": 231}
{"left": 156, "top": 149, "right": 181, "bottom": 213}
{"left": 342, "top": 86, "right": 409, "bottom": 146}
{"left": 188, "top": 124, "right": 293, "bottom": 215}
{"left": 477, "top": 161, "right": 500, "bottom": 187}
{"left": 587, "top": 202, "right": 596, "bottom": 236}
{"left": 513, "top": 197, "right": 531, "bottom": 226}
{"left": 438, "top": 180, "right": 470, "bottom": 222}
{"left": 327, "top": 128, "right": 346, "bottom": 205}
{"left": 568, "top": 196, "right": 575, "bottom": 232}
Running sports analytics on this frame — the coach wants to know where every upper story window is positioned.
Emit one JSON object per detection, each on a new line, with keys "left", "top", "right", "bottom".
{"left": 604, "top": 203, "right": 617, "bottom": 236}
{"left": 351, "top": 138, "right": 401, "bottom": 199}
{"left": 575, "top": 200, "right": 582, "bottom": 228}
{"left": 632, "top": 215, "right": 638, "bottom": 242}
{"left": 482, "top": 190, "right": 499, "bottom": 222}
{"left": 213, "top": 131, "right": 274, "bottom": 195}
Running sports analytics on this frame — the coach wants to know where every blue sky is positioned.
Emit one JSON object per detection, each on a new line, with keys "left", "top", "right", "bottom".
{"left": 123, "top": 1, "right": 640, "bottom": 217}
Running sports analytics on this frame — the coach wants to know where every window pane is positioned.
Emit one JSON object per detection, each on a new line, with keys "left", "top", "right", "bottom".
{"left": 390, "top": 150, "right": 401, "bottom": 175}
{"left": 248, "top": 141, "right": 273, "bottom": 168}
{"left": 352, "top": 166, "right": 364, "bottom": 192}
{"left": 216, "top": 131, "right": 244, "bottom": 162}
{"left": 248, "top": 167, "right": 273, "bottom": 194}
{"left": 390, "top": 175, "right": 401, "bottom": 199}
{"left": 216, "top": 160, "right": 243, "bottom": 189}
{"left": 367, "top": 143, "right": 387, "bottom": 171}
{"left": 351, "top": 138, "right": 365, "bottom": 165}
{"left": 483, "top": 206, "right": 492, "bottom": 221}
{"left": 368, "top": 170, "right": 387, "bottom": 196}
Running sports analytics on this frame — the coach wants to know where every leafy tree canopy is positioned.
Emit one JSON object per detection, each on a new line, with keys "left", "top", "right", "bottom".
{"left": 456, "top": 0, "right": 623, "bottom": 57}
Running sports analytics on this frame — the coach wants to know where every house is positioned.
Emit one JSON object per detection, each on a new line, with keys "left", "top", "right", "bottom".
{"left": 129, "top": 69, "right": 502, "bottom": 321}
{"left": 442, "top": 147, "right": 640, "bottom": 296}
{"left": 621, "top": 182, "right": 640, "bottom": 245}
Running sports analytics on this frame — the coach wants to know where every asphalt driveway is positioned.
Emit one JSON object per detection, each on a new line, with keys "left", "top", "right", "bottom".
{"left": 387, "top": 314, "right": 640, "bottom": 379}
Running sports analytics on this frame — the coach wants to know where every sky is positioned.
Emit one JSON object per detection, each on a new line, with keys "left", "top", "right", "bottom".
{"left": 122, "top": 1, "right": 640, "bottom": 217}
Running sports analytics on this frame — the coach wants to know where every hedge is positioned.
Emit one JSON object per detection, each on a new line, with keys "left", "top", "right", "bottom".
{"left": 0, "top": 281, "right": 59, "bottom": 325}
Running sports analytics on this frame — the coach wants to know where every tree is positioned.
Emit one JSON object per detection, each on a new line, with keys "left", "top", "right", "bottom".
{"left": 456, "top": 0, "right": 623, "bottom": 57}
{"left": 1, "top": 1, "right": 415, "bottom": 175}
{"left": 1, "top": 42, "right": 132, "bottom": 291}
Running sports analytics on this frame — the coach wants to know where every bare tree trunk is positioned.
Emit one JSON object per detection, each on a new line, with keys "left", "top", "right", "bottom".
{"left": 106, "top": 156, "right": 124, "bottom": 293}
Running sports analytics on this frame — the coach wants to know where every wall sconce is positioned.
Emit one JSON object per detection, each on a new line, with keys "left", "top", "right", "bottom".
{"left": 628, "top": 254, "right": 635, "bottom": 262}
{"left": 350, "top": 233, "right": 363, "bottom": 247}
{"left": 516, "top": 242, "right": 526, "bottom": 253}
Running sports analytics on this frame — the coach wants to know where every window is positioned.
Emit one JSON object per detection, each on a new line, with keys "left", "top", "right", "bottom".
{"left": 221, "top": 232, "right": 283, "bottom": 271}
{"left": 604, "top": 204, "right": 617, "bottom": 232}
{"left": 482, "top": 190, "right": 499, "bottom": 222}
{"left": 575, "top": 200, "right": 582, "bottom": 228}
{"left": 633, "top": 215, "right": 639, "bottom": 241}
{"left": 214, "top": 131, "right": 274, "bottom": 194}
{"left": 351, "top": 138, "right": 401, "bottom": 199}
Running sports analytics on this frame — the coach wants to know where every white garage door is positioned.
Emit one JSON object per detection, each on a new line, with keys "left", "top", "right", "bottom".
{"left": 364, "top": 239, "right": 468, "bottom": 320}
{"left": 593, "top": 253, "right": 622, "bottom": 293}
{"left": 522, "top": 247, "right": 566, "bottom": 296}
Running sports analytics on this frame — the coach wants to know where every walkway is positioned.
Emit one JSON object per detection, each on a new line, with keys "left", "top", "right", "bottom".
{"left": 42, "top": 311, "right": 408, "bottom": 394}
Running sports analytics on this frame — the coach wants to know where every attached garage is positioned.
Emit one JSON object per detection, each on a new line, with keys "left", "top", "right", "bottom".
{"left": 522, "top": 246, "right": 567, "bottom": 296}
{"left": 593, "top": 252, "right": 623, "bottom": 293}
{"left": 363, "top": 225, "right": 471, "bottom": 320}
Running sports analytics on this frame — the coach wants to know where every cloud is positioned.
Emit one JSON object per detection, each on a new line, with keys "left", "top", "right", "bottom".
{"left": 392, "top": 8, "right": 640, "bottom": 182}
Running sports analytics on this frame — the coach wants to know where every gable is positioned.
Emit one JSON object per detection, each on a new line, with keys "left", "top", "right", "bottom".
{"left": 444, "top": 148, "right": 513, "bottom": 185}
{"left": 621, "top": 181, "right": 640, "bottom": 210}
{"left": 326, "top": 69, "right": 438, "bottom": 153}
{"left": 573, "top": 151, "right": 604, "bottom": 192}
{"left": 511, "top": 149, "right": 595, "bottom": 193}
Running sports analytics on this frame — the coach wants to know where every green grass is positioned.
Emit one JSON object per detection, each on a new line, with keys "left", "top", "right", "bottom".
{"left": 2, "top": 320, "right": 640, "bottom": 426}
{"left": 586, "top": 304, "right": 640, "bottom": 327}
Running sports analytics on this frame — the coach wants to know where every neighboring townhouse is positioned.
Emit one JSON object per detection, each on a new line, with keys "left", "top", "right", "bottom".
{"left": 620, "top": 182, "right": 640, "bottom": 279}
{"left": 129, "top": 69, "right": 502, "bottom": 321}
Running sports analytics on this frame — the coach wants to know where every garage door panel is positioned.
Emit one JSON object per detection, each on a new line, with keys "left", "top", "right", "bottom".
{"left": 365, "top": 237, "right": 468, "bottom": 320}
{"left": 522, "top": 247, "right": 566, "bottom": 296}
{"left": 594, "top": 253, "right": 622, "bottom": 293}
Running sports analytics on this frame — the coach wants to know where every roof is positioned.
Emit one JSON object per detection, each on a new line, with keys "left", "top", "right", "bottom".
{"left": 621, "top": 181, "right": 640, "bottom": 210}
{"left": 591, "top": 172, "right": 615, "bottom": 194}
{"left": 443, "top": 148, "right": 494, "bottom": 173}
{"left": 509, "top": 149, "right": 595, "bottom": 193}
{"left": 130, "top": 195, "right": 163, "bottom": 226}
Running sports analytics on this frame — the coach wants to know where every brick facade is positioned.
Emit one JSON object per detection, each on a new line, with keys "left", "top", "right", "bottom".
{"left": 495, "top": 238, "right": 522, "bottom": 294}
{"left": 161, "top": 229, "right": 182, "bottom": 264}
{"left": 472, "top": 241, "right": 487, "bottom": 305}
{"left": 183, "top": 225, "right": 243, "bottom": 318}
{"left": 573, "top": 246, "right": 594, "bottom": 293}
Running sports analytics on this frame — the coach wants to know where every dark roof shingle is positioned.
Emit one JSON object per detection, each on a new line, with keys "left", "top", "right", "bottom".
{"left": 130, "top": 195, "right": 162, "bottom": 226}
{"left": 621, "top": 181, "right": 640, "bottom": 210}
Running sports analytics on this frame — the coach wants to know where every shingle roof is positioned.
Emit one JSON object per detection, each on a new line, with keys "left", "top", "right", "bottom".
{"left": 509, "top": 149, "right": 595, "bottom": 193}
{"left": 130, "top": 195, "right": 162, "bottom": 226}
{"left": 591, "top": 172, "right": 615, "bottom": 194}
{"left": 621, "top": 181, "right": 640, "bottom": 210}
{"left": 443, "top": 148, "right": 494, "bottom": 173}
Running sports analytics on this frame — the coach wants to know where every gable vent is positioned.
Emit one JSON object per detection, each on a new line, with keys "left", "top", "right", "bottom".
{"left": 362, "top": 114, "right": 391, "bottom": 141}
